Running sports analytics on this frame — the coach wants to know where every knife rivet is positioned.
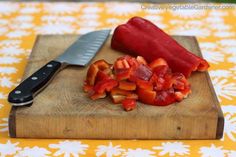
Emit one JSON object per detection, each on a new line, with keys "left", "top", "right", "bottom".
{"left": 47, "top": 64, "right": 53, "bottom": 67}
{"left": 31, "top": 77, "right": 38, "bottom": 80}
{"left": 15, "top": 90, "right": 21, "bottom": 94}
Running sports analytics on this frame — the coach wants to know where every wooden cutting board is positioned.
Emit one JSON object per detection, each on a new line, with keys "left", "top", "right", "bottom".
{"left": 9, "top": 35, "right": 224, "bottom": 139}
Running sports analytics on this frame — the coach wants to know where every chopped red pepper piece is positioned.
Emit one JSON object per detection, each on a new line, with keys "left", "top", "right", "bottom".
{"left": 86, "top": 64, "right": 99, "bottom": 86}
{"left": 174, "top": 91, "right": 185, "bottom": 102}
{"left": 130, "top": 64, "right": 152, "bottom": 82}
{"left": 155, "top": 88, "right": 176, "bottom": 106}
{"left": 153, "top": 65, "right": 170, "bottom": 78}
{"left": 110, "top": 88, "right": 138, "bottom": 103}
{"left": 111, "top": 94, "right": 126, "bottom": 104}
{"left": 83, "top": 83, "right": 93, "bottom": 93}
{"left": 149, "top": 58, "right": 168, "bottom": 70}
{"left": 136, "top": 79, "right": 153, "bottom": 90}
{"left": 111, "top": 16, "right": 209, "bottom": 77}
{"left": 94, "top": 59, "right": 110, "bottom": 71}
{"left": 122, "top": 59, "right": 130, "bottom": 69}
{"left": 93, "top": 79, "right": 118, "bottom": 94}
{"left": 136, "top": 56, "right": 147, "bottom": 65}
{"left": 110, "top": 93, "right": 138, "bottom": 104}
{"left": 137, "top": 88, "right": 156, "bottom": 105}
{"left": 118, "top": 81, "right": 136, "bottom": 91}
{"left": 115, "top": 68, "right": 131, "bottom": 81}
{"left": 122, "top": 99, "right": 136, "bottom": 111}
{"left": 111, "top": 88, "right": 134, "bottom": 96}
{"left": 115, "top": 60, "right": 125, "bottom": 69}
{"left": 126, "top": 93, "right": 138, "bottom": 100}
{"left": 95, "top": 71, "right": 111, "bottom": 84}
{"left": 90, "top": 92, "right": 106, "bottom": 100}
{"left": 86, "top": 60, "right": 111, "bottom": 86}
{"left": 172, "top": 73, "right": 187, "bottom": 90}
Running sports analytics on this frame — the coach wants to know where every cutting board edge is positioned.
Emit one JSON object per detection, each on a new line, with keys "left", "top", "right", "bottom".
{"left": 9, "top": 108, "right": 224, "bottom": 139}
{"left": 206, "top": 72, "right": 224, "bottom": 139}
{"left": 193, "top": 37, "right": 224, "bottom": 139}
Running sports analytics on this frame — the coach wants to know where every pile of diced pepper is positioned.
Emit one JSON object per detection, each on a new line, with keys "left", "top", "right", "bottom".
{"left": 83, "top": 16, "right": 210, "bottom": 111}
{"left": 83, "top": 55, "right": 191, "bottom": 111}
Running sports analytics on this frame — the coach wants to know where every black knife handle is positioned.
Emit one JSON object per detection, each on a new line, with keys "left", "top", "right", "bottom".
{"left": 8, "top": 60, "right": 62, "bottom": 106}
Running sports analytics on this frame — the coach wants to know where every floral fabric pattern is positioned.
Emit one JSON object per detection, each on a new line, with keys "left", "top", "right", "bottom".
{"left": 0, "top": 2, "right": 236, "bottom": 156}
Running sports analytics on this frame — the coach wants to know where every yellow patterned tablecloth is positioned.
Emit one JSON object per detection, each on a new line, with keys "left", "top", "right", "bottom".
{"left": 0, "top": 2, "right": 236, "bottom": 157}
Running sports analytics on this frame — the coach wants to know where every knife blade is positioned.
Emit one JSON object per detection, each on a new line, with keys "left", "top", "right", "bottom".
{"left": 8, "top": 29, "right": 111, "bottom": 106}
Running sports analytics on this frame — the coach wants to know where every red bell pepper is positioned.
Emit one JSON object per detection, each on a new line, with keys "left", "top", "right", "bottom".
{"left": 111, "top": 16, "right": 209, "bottom": 77}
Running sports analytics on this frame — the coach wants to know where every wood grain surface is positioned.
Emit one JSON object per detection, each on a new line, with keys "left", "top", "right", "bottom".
{"left": 9, "top": 35, "right": 224, "bottom": 139}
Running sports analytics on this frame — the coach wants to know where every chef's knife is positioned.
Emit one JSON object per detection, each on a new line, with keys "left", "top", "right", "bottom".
{"left": 8, "top": 29, "right": 111, "bottom": 106}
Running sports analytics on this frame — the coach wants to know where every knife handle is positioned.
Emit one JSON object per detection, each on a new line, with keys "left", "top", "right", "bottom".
{"left": 8, "top": 60, "right": 63, "bottom": 106}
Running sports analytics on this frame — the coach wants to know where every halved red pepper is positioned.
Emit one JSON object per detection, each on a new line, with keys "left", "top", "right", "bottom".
{"left": 111, "top": 16, "right": 209, "bottom": 77}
